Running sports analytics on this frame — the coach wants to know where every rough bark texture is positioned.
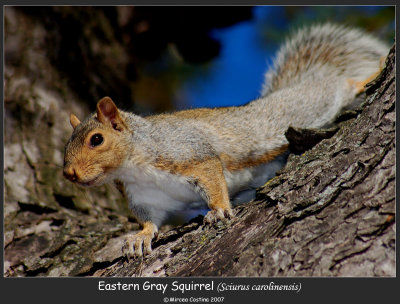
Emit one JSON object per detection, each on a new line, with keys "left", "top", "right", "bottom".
{"left": 4, "top": 7, "right": 134, "bottom": 277}
{"left": 4, "top": 6, "right": 395, "bottom": 277}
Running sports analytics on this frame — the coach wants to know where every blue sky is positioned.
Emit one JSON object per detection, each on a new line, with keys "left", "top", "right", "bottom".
{"left": 173, "top": 6, "right": 392, "bottom": 110}
{"left": 175, "top": 7, "right": 276, "bottom": 109}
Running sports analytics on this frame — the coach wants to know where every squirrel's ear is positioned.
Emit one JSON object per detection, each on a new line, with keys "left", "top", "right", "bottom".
{"left": 70, "top": 113, "right": 81, "bottom": 129}
{"left": 96, "top": 97, "right": 125, "bottom": 131}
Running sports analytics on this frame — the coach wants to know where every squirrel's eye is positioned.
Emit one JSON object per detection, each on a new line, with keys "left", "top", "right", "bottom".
{"left": 90, "top": 134, "right": 104, "bottom": 147}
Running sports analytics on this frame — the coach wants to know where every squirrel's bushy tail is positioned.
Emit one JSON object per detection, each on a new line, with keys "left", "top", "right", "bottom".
{"left": 261, "top": 23, "right": 389, "bottom": 96}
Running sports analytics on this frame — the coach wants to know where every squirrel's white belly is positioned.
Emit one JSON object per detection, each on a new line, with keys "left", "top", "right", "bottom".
{"left": 116, "top": 153, "right": 287, "bottom": 222}
{"left": 116, "top": 164, "right": 204, "bottom": 218}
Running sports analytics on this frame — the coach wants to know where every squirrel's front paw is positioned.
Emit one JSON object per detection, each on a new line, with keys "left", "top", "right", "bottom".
{"left": 122, "top": 232, "right": 153, "bottom": 258}
{"left": 122, "top": 223, "right": 157, "bottom": 258}
{"left": 204, "top": 208, "right": 233, "bottom": 225}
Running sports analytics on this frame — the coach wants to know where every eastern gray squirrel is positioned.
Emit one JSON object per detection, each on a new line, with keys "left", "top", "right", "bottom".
{"left": 63, "top": 23, "right": 389, "bottom": 258}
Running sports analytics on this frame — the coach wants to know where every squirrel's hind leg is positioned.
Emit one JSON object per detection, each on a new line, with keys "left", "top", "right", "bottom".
{"left": 184, "top": 158, "right": 234, "bottom": 224}
{"left": 347, "top": 56, "right": 386, "bottom": 95}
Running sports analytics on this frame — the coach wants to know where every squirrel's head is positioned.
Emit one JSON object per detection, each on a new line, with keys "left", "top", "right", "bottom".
{"left": 63, "top": 97, "right": 130, "bottom": 187}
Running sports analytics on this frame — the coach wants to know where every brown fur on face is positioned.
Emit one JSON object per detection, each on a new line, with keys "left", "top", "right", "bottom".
{"left": 64, "top": 125, "right": 128, "bottom": 186}
{"left": 64, "top": 98, "right": 131, "bottom": 186}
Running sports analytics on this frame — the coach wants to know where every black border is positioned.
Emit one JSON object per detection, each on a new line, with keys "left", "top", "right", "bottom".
{"left": 1, "top": 2, "right": 398, "bottom": 304}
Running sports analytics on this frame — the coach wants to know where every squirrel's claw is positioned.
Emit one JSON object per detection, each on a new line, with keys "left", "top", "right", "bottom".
{"left": 122, "top": 222, "right": 157, "bottom": 259}
{"left": 204, "top": 208, "right": 233, "bottom": 225}
{"left": 122, "top": 232, "right": 153, "bottom": 259}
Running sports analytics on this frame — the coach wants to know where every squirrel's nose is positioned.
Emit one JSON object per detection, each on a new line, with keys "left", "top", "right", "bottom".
{"left": 63, "top": 166, "right": 78, "bottom": 182}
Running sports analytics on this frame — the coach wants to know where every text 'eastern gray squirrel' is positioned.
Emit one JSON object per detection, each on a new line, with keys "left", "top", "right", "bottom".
{"left": 63, "top": 23, "right": 389, "bottom": 258}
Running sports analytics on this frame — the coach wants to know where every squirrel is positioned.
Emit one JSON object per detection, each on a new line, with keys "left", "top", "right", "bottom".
{"left": 63, "top": 23, "right": 388, "bottom": 258}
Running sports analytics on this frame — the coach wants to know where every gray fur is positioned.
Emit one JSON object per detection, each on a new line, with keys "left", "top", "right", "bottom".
{"left": 262, "top": 23, "right": 389, "bottom": 96}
